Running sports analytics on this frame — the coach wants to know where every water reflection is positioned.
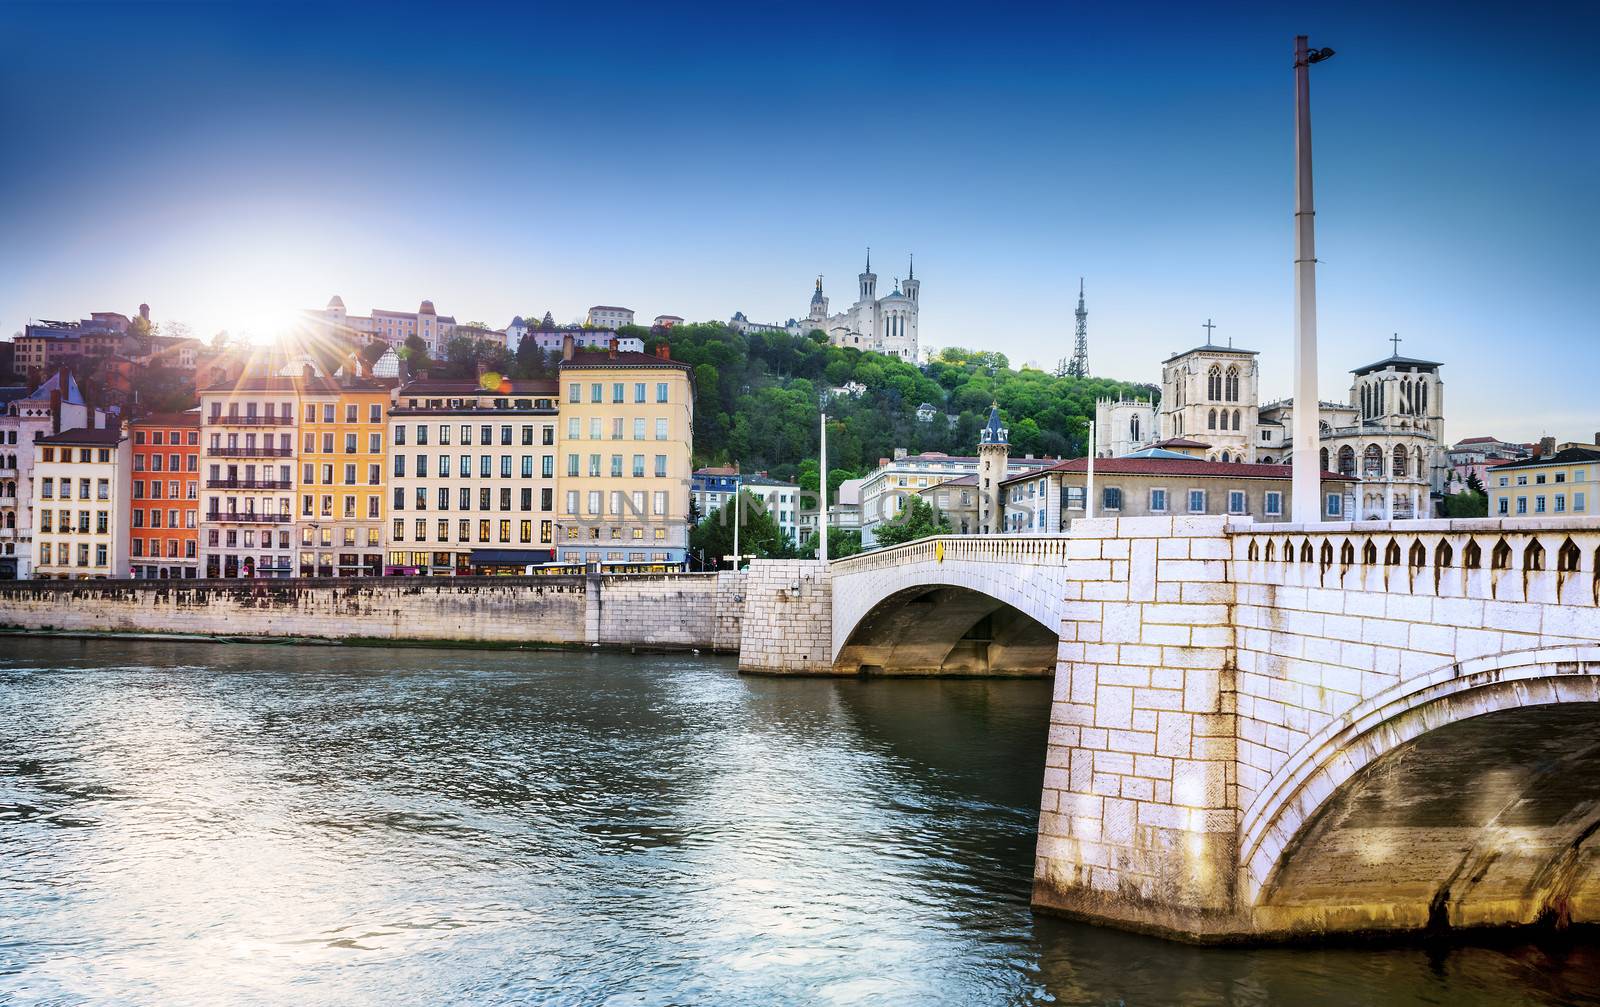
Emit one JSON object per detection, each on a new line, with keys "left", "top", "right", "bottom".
{"left": 1, "top": 638, "right": 1597, "bottom": 1005}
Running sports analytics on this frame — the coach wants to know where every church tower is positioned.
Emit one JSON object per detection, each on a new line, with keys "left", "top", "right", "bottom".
{"left": 809, "top": 276, "right": 828, "bottom": 324}
{"left": 858, "top": 247, "right": 877, "bottom": 304}
{"left": 978, "top": 403, "right": 1010, "bottom": 534}
{"left": 902, "top": 254, "right": 919, "bottom": 305}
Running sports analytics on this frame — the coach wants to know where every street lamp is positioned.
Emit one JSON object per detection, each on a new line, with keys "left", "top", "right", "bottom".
{"left": 1292, "top": 35, "right": 1336, "bottom": 523}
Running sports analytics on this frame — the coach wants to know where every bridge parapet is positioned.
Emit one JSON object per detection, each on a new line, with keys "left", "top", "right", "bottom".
{"left": 828, "top": 533, "right": 1075, "bottom": 574}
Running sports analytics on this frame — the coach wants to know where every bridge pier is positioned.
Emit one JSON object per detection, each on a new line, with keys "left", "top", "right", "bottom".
{"left": 1033, "top": 516, "right": 1249, "bottom": 939}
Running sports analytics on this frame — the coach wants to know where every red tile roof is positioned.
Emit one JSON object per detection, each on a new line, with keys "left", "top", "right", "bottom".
{"left": 1001, "top": 456, "right": 1355, "bottom": 485}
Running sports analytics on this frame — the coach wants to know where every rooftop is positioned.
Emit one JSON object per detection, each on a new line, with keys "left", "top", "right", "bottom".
{"left": 1162, "top": 342, "right": 1259, "bottom": 364}
{"left": 38, "top": 426, "right": 125, "bottom": 447}
{"left": 561, "top": 349, "right": 693, "bottom": 373}
{"left": 130, "top": 411, "right": 201, "bottom": 427}
{"left": 1152, "top": 437, "right": 1211, "bottom": 449}
{"left": 1489, "top": 447, "right": 1600, "bottom": 471}
{"left": 1351, "top": 353, "right": 1442, "bottom": 377}
{"left": 1002, "top": 456, "right": 1354, "bottom": 486}
{"left": 397, "top": 378, "right": 558, "bottom": 396}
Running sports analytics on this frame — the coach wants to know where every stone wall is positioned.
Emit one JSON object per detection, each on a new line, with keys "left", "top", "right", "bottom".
{"left": 1033, "top": 515, "right": 1243, "bottom": 940}
{"left": 0, "top": 574, "right": 741, "bottom": 652}
{"left": 592, "top": 573, "right": 738, "bottom": 650}
{"left": 736, "top": 560, "right": 833, "bottom": 674}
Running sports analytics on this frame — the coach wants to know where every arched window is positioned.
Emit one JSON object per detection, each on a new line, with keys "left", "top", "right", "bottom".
{"left": 1207, "top": 365, "right": 1222, "bottom": 400}
{"left": 1392, "top": 445, "right": 1408, "bottom": 477}
{"left": 1400, "top": 378, "right": 1412, "bottom": 414}
{"left": 1338, "top": 445, "right": 1356, "bottom": 476}
{"left": 1419, "top": 380, "right": 1428, "bottom": 415}
{"left": 1221, "top": 450, "right": 1231, "bottom": 462}
{"left": 1131, "top": 416, "right": 1140, "bottom": 442}
{"left": 1363, "top": 444, "right": 1383, "bottom": 478}
{"left": 1360, "top": 384, "right": 1369, "bottom": 418}
{"left": 1208, "top": 408, "right": 1217, "bottom": 430}
{"left": 1319, "top": 447, "right": 1330, "bottom": 471}
{"left": 1232, "top": 409, "right": 1241, "bottom": 431}
{"left": 1225, "top": 366, "right": 1240, "bottom": 402}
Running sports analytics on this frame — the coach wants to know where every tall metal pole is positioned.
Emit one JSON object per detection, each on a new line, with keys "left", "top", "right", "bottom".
{"left": 732, "top": 475, "right": 741, "bottom": 569}
{"left": 1292, "top": 35, "right": 1326, "bottom": 523}
{"left": 819, "top": 412, "right": 829, "bottom": 563}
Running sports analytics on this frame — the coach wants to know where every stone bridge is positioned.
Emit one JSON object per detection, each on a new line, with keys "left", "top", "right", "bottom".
{"left": 764, "top": 516, "right": 1600, "bottom": 941}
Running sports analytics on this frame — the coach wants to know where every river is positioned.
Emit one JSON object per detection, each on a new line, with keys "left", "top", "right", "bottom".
{"left": 1, "top": 638, "right": 1596, "bottom": 1005}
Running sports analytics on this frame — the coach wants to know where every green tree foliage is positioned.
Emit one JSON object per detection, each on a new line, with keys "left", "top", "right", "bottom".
{"left": 796, "top": 526, "right": 863, "bottom": 560}
{"left": 400, "top": 333, "right": 433, "bottom": 374}
{"left": 645, "top": 323, "right": 1152, "bottom": 475}
{"left": 688, "top": 490, "right": 791, "bottom": 567}
{"left": 872, "top": 494, "right": 952, "bottom": 547}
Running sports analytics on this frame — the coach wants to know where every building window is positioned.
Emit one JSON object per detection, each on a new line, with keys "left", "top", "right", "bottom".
{"left": 1228, "top": 490, "right": 1247, "bottom": 515}
{"left": 1102, "top": 487, "right": 1122, "bottom": 511}
{"left": 1149, "top": 488, "right": 1167, "bottom": 513}
{"left": 1265, "top": 491, "right": 1282, "bottom": 516}
{"left": 1497, "top": 496, "right": 1509, "bottom": 515}
{"left": 1188, "top": 489, "right": 1206, "bottom": 513}
{"left": 1517, "top": 496, "right": 1527, "bottom": 514}
{"left": 1535, "top": 495, "right": 1546, "bottom": 513}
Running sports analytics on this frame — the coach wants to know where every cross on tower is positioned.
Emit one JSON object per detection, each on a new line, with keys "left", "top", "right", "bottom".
{"left": 1202, "top": 319, "right": 1217, "bottom": 343}
{"left": 1390, "top": 332, "right": 1403, "bottom": 356}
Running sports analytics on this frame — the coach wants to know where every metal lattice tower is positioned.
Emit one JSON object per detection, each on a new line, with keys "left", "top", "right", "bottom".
{"left": 1065, "top": 278, "right": 1089, "bottom": 378}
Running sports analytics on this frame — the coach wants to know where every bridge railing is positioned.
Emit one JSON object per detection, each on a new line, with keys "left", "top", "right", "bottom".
{"left": 1228, "top": 516, "right": 1600, "bottom": 606}
{"left": 829, "top": 534, "right": 1075, "bottom": 574}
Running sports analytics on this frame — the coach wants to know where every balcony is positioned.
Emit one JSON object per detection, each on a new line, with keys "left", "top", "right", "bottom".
{"left": 206, "top": 479, "right": 292, "bottom": 490}
{"left": 203, "top": 512, "right": 292, "bottom": 524}
{"left": 204, "top": 415, "right": 294, "bottom": 426}
{"left": 206, "top": 447, "right": 292, "bottom": 458}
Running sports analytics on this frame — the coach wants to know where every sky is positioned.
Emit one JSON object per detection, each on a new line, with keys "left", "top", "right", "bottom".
{"left": 1, "top": 1, "right": 1595, "bottom": 442}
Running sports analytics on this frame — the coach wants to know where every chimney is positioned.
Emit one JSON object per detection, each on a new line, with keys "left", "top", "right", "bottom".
{"left": 49, "top": 389, "right": 61, "bottom": 434}
{"left": 139, "top": 303, "right": 150, "bottom": 322}
{"left": 1540, "top": 436, "right": 1556, "bottom": 457}
{"left": 303, "top": 363, "right": 315, "bottom": 381}
{"left": 562, "top": 333, "right": 575, "bottom": 362}
{"left": 608, "top": 338, "right": 618, "bottom": 360}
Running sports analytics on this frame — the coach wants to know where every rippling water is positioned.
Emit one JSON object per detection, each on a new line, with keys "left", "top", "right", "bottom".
{"left": 2, "top": 638, "right": 1598, "bottom": 1005}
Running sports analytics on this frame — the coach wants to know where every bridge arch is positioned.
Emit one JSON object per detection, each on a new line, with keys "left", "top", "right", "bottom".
{"left": 1240, "top": 646, "right": 1600, "bottom": 935}
{"left": 829, "top": 536, "right": 1068, "bottom": 676}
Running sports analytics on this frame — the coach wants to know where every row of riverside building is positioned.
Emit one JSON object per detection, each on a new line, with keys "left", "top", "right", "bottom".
{"left": 1, "top": 337, "right": 695, "bottom": 580}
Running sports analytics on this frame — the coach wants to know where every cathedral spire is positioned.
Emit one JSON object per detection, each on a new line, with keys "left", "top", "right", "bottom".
{"left": 908, "top": 253, "right": 914, "bottom": 280}
{"left": 866, "top": 246, "right": 871, "bottom": 273}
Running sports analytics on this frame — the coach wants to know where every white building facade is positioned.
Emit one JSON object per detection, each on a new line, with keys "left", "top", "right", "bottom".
{"left": 29, "top": 425, "right": 131, "bottom": 579}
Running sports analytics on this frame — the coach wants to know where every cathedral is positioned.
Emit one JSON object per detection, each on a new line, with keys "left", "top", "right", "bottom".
{"left": 1102, "top": 327, "right": 1448, "bottom": 520}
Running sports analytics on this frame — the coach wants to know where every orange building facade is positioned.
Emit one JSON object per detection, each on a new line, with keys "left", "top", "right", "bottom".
{"left": 129, "top": 412, "right": 201, "bottom": 578}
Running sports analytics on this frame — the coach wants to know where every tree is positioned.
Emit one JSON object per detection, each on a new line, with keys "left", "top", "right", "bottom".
{"left": 400, "top": 333, "right": 432, "bottom": 374}
{"left": 796, "top": 527, "right": 863, "bottom": 559}
{"left": 873, "top": 494, "right": 951, "bottom": 547}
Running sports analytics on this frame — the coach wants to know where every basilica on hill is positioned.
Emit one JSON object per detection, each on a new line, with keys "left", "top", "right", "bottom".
{"left": 730, "top": 249, "right": 921, "bottom": 361}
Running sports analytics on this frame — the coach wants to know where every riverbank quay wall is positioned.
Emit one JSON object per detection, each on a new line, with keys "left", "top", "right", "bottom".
{"left": 0, "top": 572, "right": 751, "bottom": 651}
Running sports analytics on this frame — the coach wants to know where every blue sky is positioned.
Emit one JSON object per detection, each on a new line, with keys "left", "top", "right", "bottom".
{"left": 1, "top": 1, "right": 1594, "bottom": 441}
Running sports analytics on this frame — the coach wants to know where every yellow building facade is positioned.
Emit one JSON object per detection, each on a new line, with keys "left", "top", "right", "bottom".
{"left": 297, "top": 379, "right": 391, "bottom": 576}
{"left": 1487, "top": 447, "right": 1600, "bottom": 519}
{"left": 555, "top": 346, "right": 694, "bottom": 566}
